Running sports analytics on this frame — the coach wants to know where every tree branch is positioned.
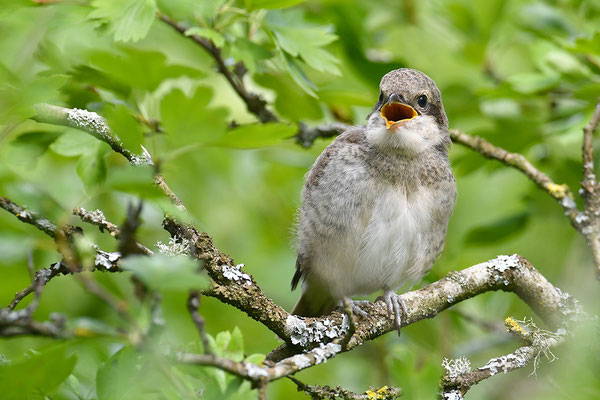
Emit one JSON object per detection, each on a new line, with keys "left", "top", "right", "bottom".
{"left": 0, "top": 195, "right": 58, "bottom": 238}
{"left": 73, "top": 207, "right": 153, "bottom": 256}
{"left": 449, "top": 129, "right": 582, "bottom": 229}
{"left": 156, "top": 11, "right": 278, "bottom": 124}
{"left": 441, "top": 317, "right": 565, "bottom": 398}
{"left": 581, "top": 99, "right": 600, "bottom": 195}
{"left": 288, "top": 376, "right": 403, "bottom": 400}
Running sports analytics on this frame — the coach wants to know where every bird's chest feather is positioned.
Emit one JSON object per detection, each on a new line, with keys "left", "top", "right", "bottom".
{"left": 354, "top": 184, "right": 442, "bottom": 288}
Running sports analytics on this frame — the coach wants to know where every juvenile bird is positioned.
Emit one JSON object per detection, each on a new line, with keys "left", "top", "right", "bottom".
{"left": 291, "top": 68, "right": 456, "bottom": 334}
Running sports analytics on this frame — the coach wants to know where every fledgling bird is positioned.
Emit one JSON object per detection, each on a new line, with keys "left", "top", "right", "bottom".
{"left": 291, "top": 68, "right": 456, "bottom": 333}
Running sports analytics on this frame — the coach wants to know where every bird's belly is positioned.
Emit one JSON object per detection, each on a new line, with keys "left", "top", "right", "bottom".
{"left": 347, "top": 187, "right": 446, "bottom": 296}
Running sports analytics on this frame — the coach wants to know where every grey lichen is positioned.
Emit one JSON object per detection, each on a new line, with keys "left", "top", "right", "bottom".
{"left": 289, "top": 353, "right": 312, "bottom": 369}
{"left": 156, "top": 236, "right": 190, "bottom": 256}
{"left": 67, "top": 108, "right": 123, "bottom": 146}
{"left": 488, "top": 254, "right": 520, "bottom": 273}
{"left": 245, "top": 362, "right": 268, "bottom": 379}
{"left": 285, "top": 315, "right": 349, "bottom": 347}
{"left": 480, "top": 347, "right": 530, "bottom": 376}
{"left": 94, "top": 250, "right": 121, "bottom": 270}
{"left": 442, "top": 357, "right": 471, "bottom": 380}
{"left": 221, "top": 263, "right": 252, "bottom": 285}
{"left": 441, "top": 390, "right": 464, "bottom": 400}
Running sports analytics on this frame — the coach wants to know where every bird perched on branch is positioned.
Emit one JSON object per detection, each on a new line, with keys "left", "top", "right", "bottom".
{"left": 291, "top": 68, "right": 456, "bottom": 334}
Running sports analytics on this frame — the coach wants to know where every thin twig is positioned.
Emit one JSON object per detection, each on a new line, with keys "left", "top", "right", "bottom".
{"left": 450, "top": 129, "right": 582, "bottom": 228}
{"left": 156, "top": 11, "right": 278, "bottom": 123}
{"left": 187, "top": 291, "right": 213, "bottom": 355}
{"left": 581, "top": 99, "right": 600, "bottom": 195}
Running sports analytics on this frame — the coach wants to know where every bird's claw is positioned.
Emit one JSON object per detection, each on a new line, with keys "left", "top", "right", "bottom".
{"left": 349, "top": 300, "right": 371, "bottom": 319}
{"left": 379, "top": 290, "right": 407, "bottom": 336}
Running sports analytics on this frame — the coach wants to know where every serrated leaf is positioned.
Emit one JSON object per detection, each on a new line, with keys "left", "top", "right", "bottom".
{"left": 228, "top": 327, "right": 244, "bottom": 362}
{"left": 105, "top": 165, "right": 162, "bottom": 198}
{"left": 96, "top": 346, "right": 139, "bottom": 400}
{"left": 121, "top": 254, "right": 209, "bottom": 292}
{"left": 0, "top": 74, "right": 67, "bottom": 124}
{"left": 0, "top": 345, "right": 77, "bottom": 400}
{"left": 210, "top": 122, "right": 296, "bottom": 148}
{"left": 90, "top": 0, "right": 157, "bottom": 42}
{"left": 76, "top": 143, "right": 108, "bottom": 190}
{"left": 230, "top": 38, "right": 273, "bottom": 73}
{"left": 271, "top": 23, "right": 339, "bottom": 74}
{"left": 282, "top": 53, "right": 317, "bottom": 97}
{"left": 185, "top": 27, "right": 225, "bottom": 48}
{"left": 160, "top": 87, "right": 228, "bottom": 148}
{"left": 50, "top": 130, "right": 100, "bottom": 157}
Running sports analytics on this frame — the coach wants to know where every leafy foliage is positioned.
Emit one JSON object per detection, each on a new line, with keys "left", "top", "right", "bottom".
{"left": 0, "top": 0, "right": 599, "bottom": 399}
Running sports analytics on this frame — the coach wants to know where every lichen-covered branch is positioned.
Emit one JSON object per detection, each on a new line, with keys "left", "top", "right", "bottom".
{"left": 32, "top": 103, "right": 141, "bottom": 164}
{"left": 579, "top": 99, "right": 600, "bottom": 278}
{"left": 179, "top": 341, "right": 343, "bottom": 383}
{"left": 73, "top": 207, "right": 153, "bottom": 256}
{"left": 288, "top": 376, "right": 403, "bottom": 400}
{"left": 0, "top": 195, "right": 58, "bottom": 237}
{"left": 581, "top": 99, "right": 600, "bottom": 195}
{"left": 441, "top": 317, "right": 565, "bottom": 398}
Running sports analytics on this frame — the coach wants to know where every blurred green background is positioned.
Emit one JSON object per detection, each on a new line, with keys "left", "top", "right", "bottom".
{"left": 1, "top": 0, "right": 599, "bottom": 398}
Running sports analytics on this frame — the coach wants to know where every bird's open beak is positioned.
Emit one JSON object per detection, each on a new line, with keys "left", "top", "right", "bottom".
{"left": 380, "top": 102, "right": 418, "bottom": 129}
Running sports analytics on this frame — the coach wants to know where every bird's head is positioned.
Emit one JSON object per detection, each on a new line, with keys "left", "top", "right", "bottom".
{"left": 366, "top": 68, "right": 449, "bottom": 155}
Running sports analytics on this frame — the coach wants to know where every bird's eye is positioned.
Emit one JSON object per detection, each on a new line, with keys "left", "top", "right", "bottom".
{"left": 417, "top": 94, "right": 428, "bottom": 108}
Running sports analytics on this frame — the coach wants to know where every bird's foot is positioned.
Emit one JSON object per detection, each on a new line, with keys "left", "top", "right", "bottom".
{"left": 349, "top": 300, "right": 371, "bottom": 320}
{"left": 377, "top": 290, "right": 407, "bottom": 336}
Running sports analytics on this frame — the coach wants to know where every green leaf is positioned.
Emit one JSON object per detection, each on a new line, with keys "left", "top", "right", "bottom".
{"left": 228, "top": 327, "right": 245, "bottom": 362}
{"left": 245, "top": 0, "right": 305, "bottom": 10}
{"left": 507, "top": 72, "right": 559, "bottom": 94}
{"left": 96, "top": 346, "right": 138, "bottom": 400}
{"left": 90, "top": 0, "right": 157, "bottom": 42}
{"left": 0, "top": 74, "right": 67, "bottom": 124}
{"left": 76, "top": 143, "right": 109, "bottom": 190}
{"left": 50, "top": 130, "right": 100, "bottom": 157}
{"left": 210, "top": 122, "right": 296, "bottom": 148}
{"left": 282, "top": 53, "right": 317, "bottom": 97}
{"left": 160, "top": 87, "right": 228, "bottom": 148}
{"left": 8, "top": 130, "right": 61, "bottom": 168}
{"left": 185, "top": 27, "right": 225, "bottom": 48}
{"left": 105, "top": 165, "right": 162, "bottom": 198}
{"left": 121, "top": 254, "right": 209, "bottom": 291}
{"left": 244, "top": 353, "right": 266, "bottom": 364}
{"left": 76, "top": 48, "right": 205, "bottom": 94}
{"left": 0, "top": 345, "right": 77, "bottom": 400}
{"left": 272, "top": 25, "right": 339, "bottom": 74}
{"left": 230, "top": 38, "right": 273, "bottom": 73}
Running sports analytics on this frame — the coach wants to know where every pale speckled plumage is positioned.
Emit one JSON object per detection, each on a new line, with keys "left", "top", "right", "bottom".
{"left": 292, "top": 68, "right": 456, "bottom": 317}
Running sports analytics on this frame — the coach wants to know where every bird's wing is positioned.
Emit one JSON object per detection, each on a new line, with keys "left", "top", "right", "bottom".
{"left": 291, "top": 126, "right": 367, "bottom": 291}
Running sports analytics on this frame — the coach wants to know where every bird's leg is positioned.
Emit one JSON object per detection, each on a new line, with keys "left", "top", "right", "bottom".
{"left": 379, "top": 289, "right": 407, "bottom": 336}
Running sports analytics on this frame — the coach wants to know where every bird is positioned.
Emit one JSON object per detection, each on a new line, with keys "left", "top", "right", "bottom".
{"left": 291, "top": 68, "right": 456, "bottom": 334}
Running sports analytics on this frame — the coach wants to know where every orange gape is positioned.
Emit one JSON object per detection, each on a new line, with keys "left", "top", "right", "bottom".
{"left": 381, "top": 102, "right": 418, "bottom": 128}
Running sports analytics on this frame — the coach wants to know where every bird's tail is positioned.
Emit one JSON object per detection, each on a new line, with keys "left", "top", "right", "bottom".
{"left": 291, "top": 284, "right": 337, "bottom": 317}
